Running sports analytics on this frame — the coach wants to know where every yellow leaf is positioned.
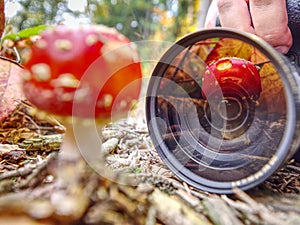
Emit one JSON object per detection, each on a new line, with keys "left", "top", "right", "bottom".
{"left": 206, "top": 38, "right": 253, "bottom": 63}
{"left": 258, "top": 62, "right": 285, "bottom": 114}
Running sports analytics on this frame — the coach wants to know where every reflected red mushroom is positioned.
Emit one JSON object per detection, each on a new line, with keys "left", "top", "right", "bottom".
{"left": 202, "top": 57, "right": 262, "bottom": 100}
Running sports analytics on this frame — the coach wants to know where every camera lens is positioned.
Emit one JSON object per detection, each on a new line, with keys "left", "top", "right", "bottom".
{"left": 146, "top": 28, "right": 300, "bottom": 193}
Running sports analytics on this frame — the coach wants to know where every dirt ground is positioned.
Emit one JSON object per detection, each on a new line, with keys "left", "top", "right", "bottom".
{"left": 0, "top": 101, "right": 299, "bottom": 225}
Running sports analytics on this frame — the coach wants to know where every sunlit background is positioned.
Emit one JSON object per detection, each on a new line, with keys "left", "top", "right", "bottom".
{"left": 4, "top": 0, "right": 211, "bottom": 42}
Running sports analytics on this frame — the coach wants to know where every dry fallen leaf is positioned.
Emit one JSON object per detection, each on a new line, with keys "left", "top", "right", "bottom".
{"left": 205, "top": 38, "right": 253, "bottom": 63}
{"left": 0, "top": 57, "right": 24, "bottom": 121}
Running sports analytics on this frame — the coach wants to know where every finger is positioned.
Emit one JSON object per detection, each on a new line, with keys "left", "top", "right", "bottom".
{"left": 217, "top": 0, "right": 254, "bottom": 33}
{"left": 249, "top": 0, "right": 292, "bottom": 53}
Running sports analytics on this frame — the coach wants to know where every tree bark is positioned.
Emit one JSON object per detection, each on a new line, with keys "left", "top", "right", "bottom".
{"left": 0, "top": 0, "right": 4, "bottom": 38}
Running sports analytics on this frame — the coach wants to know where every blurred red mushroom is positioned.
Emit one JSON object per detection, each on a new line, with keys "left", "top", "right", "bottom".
{"left": 22, "top": 24, "right": 142, "bottom": 216}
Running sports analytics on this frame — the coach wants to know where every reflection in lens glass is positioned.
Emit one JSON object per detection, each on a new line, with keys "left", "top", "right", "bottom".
{"left": 152, "top": 36, "right": 287, "bottom": 185}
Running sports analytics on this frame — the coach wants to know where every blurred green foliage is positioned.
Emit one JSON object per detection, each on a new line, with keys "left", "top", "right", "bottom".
{"left": 5, "top": 0, "right": 201, "bottom": 41}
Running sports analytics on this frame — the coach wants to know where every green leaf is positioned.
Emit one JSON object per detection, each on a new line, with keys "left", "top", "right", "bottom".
{"left": 1, "top": 25, "right": 48, "bottom": 42}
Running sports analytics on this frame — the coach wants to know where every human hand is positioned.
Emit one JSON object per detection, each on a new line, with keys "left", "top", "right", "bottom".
{"left": 205, "top": 0, "right": 292, "bottom": 54}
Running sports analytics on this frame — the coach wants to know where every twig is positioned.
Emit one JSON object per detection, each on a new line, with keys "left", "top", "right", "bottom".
{"left": 286, "top": 164, "right": 300, "bottom": 172}
{"left": 202, "top": 196, "right": 243, "bottom": 225}
{"left": 170, "top": 179, "right": 209, "bottom": 200}
{"left": 0, "top": 152, "right": 57, "bottom": 182}
{"left": 233, "top": 188, "right": 285, "bottom": 225}
{"left": 15, "top": 152, "right": 57, "bottom": 189}
{"left": 16, "top": 111, "right": 42, "bottom": 135}
{"left": 145, "top": 206, "right": 157, "bottom": 225}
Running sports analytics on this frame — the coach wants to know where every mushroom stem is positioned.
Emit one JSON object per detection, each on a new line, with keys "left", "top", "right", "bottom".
{"left": 55, "top": 122, "right": 103, "bottom": 189}
{"left": 49, "top": 122, "right": 105, "bottom": 218}
{"left": 59, "top": 125, "right": 83, "bottom": 162}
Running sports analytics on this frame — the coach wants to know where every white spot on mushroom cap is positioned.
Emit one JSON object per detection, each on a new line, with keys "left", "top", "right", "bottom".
{"left": 119, "top": 100, "right": 127, "bottom": 109}
{"left": 86, "top": 34, "right": 99, "bottom": 46}
{"left": 54, "top": 39, "right": 73, "bottom": 51}
{"left": 42, "top": 89, "right": 55, "bottom": 100}
{"left": 31, "top": 63, "right": 51, "bottom": 81}
{"left": 94, "top": 25, "right": 117, "bottom": 35}
{"left": 101, "top": 43, "right": 136, "bottom": 70}
{"left": 97, "top": 94, "right": 113, "bottom": 109}
{"left": 24, "top": 83, "right": 55, "bottom": 105}
{"left": 104, "top": 94, "right": 113, "bottom": 108}
{"left": 35, "top": 39, "right": 48, "bottom": 49}
{"left": 23, "top": 70, "right": 32, "bottom": 81}
{"left": 74, "top": 85, "right": 91, "bottom": 103}
{"left": 51, "top": 73, "right": 80, "bottom": 88}
{"left": 61, "top": 92, "right": 74, "bottom": 101}
{"left": 53, "top": 87, "right": 65, "bottom": 97}
{"left": 53, "top": 87, "right": 78, "bottom": 102}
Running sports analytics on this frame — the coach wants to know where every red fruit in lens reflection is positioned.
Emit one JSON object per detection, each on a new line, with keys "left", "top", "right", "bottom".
{"left": 22, "top": 25, "right": 142, "bottom": 119}
{"left": 202, "top": 57, "right": 261, "bottom": 100}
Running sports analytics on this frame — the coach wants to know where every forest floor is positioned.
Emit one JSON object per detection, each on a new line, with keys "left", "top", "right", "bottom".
{"left": 0, "top": 100, "right": 299, "bottom": 225}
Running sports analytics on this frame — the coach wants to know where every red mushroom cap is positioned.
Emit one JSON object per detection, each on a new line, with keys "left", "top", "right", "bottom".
{"left": 22, "top": 25, "right": 142, "bottom": 119}
{"left": 202, "top": 57, "right": 262, "bottom": 100}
